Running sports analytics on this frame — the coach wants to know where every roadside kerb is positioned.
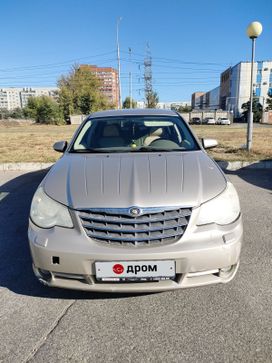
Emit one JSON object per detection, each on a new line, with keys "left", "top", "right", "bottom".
{"left": 1, "top": 160, "right": 272, "bottom": 172}
{"left": 0, "top": 163, "right": 54, "bottom": 171}
{"left": 216, "top": 160, "right": 272, "bottom": 170}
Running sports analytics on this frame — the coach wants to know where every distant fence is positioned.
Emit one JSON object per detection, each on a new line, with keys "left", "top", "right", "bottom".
{"left": 262, "top": 111, "right": 272, "bottom": 124}
{"left": 68, "top": 111, "right": 234, "bottom": 125}
{"left": 69, "top": 115, "right": 87, "bottom": 125}
{"left": 180, "top": 111, "right": 233, "bottom": 123}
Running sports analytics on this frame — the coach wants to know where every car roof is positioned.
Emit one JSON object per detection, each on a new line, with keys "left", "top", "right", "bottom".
{"left": 89, "top": 108, "right": 179, "bottom": 118}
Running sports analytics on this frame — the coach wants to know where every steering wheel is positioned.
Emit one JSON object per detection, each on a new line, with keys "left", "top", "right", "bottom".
{"left": 148, "top": 138, "right": 180, "bottom": 148}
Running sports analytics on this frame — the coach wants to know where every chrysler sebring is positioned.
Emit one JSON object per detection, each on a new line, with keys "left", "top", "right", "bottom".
{"left": 28, "top": 109, "right": 243, "bottom": 292}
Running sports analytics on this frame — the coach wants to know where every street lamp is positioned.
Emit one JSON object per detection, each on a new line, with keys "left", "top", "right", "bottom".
{"left": 116, "top": 17, "right": 122, "bottom": 109}
{"left": 246, "top": 21, "right": 263, "bottom": 151}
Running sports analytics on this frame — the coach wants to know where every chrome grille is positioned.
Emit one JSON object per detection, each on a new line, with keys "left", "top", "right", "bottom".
{"left": 78, "top": 207, "right": 192, "bottom": 246}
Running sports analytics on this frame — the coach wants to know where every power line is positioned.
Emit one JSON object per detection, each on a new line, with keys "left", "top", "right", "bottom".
{"left": 0, "top": 51, "right": 116, "bottom": 72}
{"left": 121, "top": 50, "right": 229, "bottom": 66}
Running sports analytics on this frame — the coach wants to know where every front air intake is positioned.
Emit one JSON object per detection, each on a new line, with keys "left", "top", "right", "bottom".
{"left": 77, "top": 207, "right": 192, "bottom": 247}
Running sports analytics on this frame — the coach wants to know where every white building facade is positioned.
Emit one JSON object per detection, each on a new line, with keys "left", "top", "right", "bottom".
{"left": 206, "top": 86, "right": 220, "bottom": 109}
{"left": 224, "top": 61, "right": 272, "bottom": 117}
{"left": 0, "top": 87, "right": 58, "bottom": 110}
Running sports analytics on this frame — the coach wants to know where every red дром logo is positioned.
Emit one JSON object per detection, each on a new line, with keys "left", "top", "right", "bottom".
{"left": 112, "top": 264, "right": 124, "bottom": 274}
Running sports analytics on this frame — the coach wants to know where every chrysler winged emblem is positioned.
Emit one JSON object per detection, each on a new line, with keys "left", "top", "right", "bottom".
{"left": 129, "top": 207, "right": 142, "bottom": 217}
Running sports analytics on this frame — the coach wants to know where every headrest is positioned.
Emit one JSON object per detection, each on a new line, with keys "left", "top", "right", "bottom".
{"left": 150, "top": 128, "right": 163, "bottom": 136}
{"left": 103, "top": 125, "right": 120, "bottom": 137}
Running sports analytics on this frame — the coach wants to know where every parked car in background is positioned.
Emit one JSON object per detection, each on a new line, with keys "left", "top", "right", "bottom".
{"left": 217, "top": 117, "right": 231, "bottom": 125}
{"left": 190, "top": 117, "right": 201, "bottom": 125}
{"left": 29, "top": 109, "right": 242, "bottom": 293}
{"left": 204, "top": 117, "right": 216, "bottom": 125}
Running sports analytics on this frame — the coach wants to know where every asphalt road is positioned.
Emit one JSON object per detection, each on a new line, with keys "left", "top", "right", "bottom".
{"left": 0, "top": 168, "right": 271, "bottom": 363}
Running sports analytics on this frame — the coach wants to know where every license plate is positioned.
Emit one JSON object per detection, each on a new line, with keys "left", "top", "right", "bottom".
{"left": 95, "top": 260, "right": 175, "bottom": 281}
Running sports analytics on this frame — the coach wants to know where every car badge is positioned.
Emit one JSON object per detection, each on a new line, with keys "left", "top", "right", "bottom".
{"left": 129, "top": 207, "right": 141, "bottom": 217}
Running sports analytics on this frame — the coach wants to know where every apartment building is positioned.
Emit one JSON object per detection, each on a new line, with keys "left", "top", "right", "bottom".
{"left": 205, "top": 86, "right": 220, "bottom": 110}
{"left": 79, "top": 64, "right": 119, "bottom": 108}
{"left": 20, "top": 88, "right": 58, "bottom": 108}
{"left": 219, "top": 67, "right": 232, "bottom": 110}
{"left": 0, "top": 88, "right": 21, "bottom": 110}
{"left": 225, "top": 60, "right": 272, "bottom": 117}
{"left": 191, "top": 92, "right": 205, "bottom": 109}
{"left": 192, "top": 60, "right": 272, "bottom": 117}
{"left": 0, "top": 87, "right": 58, "bottom": 110}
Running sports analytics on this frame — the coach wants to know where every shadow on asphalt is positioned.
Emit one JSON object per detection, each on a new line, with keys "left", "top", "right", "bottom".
{"left": 222, "top": 162, "right": 272, "bottom": 191}
{"left": 0, "top": 170, "right": 145, "bottom": 300}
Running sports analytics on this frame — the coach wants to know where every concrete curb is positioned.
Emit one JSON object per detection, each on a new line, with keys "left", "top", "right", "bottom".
{"left": 217, "top": 160, "right": 272, "bottom": 171}
{"left": 0, "top": 160, "right": 272, "bottom": 172}
{"left": 0, "top": 163, "right": 54, "bottom": 171}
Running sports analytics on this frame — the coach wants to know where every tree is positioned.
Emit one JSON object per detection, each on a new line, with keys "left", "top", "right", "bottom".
{"left": 0, "top": 108, "right": 10, "bottom": 119}
{"left": 24, "top": 97, "right": 41, "bottom": 120}
{"left": 24, "top": 96, "right": 64, "bottom": 125}
{"left": 146, "top": 90, "right": 159, "bottom": 108}
{"left": 171, "top": 104, "right": 192, "bottom": 113}
{"left": 58, "top": 66, "right": 112, "bottom": 119}
{"left": 241, "top": 97, "right": 263, "bottom": 123}
{"left": 265, "top": 90, "right": 272, "bottom": 111}
{"left": 180, "top": 105, "right": 192, "bottom": 113}
{"left": 9, "top": 107, "right": 25, "bottom": 119}
{"left": 0, "top": 107, "right": 25, "bottom": 119}
{"left": 123, "top": 97, "right": 137, "bottom": 109}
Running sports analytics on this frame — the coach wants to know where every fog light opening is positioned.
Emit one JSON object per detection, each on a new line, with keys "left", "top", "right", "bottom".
{"left": 38, "top": 268, "right": 52, "bottom": 282}
{"left": 219, "top": 265, "right": 233, "bottom": 277}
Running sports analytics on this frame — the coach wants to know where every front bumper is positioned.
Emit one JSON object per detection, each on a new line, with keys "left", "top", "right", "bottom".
{"left": 28, "top": 212, "right": 243, "bottom": 293}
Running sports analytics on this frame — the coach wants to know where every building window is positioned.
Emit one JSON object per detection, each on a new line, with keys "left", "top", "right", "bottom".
{"left": 255, "top": 88, "right": 261, "bottom": 97}
{"left": 257, "top": 61, "right": 263, "bottom": 70}
{"left": 256, "top": 70, "right": 262, "bottom": 83}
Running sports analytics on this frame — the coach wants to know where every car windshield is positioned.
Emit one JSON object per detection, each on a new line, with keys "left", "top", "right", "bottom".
{"left": 71, "top": 115, "right": 199, "bottom": 153}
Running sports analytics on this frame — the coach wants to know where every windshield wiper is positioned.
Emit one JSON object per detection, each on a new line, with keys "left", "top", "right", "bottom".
{"left": 72, "top": 147, "right": 187, "bottom": 153}
{"left": 71, "top": 148, "right": 116, "bottom": 153}
{"left": 134, "top": 147, "right": 185, "bottom": 152}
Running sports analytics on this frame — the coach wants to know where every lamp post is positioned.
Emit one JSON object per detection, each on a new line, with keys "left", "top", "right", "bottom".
{"left": 116, "top": 17, "right": 122, "bottom": 109}
{"left": 129, "top": 47, "right": 132, "bottom": 108}
{"left": 246, "top": 21, "right": 262, "bottom": 151}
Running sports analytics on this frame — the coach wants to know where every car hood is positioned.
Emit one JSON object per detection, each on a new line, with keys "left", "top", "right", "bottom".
{"left": 43, "top": 151, "right": 226, "bottom": 209}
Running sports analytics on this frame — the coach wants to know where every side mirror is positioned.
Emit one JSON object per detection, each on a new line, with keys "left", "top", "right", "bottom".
{"left": 202, "top": 138, "right": 218, "bottom": 149}
{"left": 53, "top": 141, "right": 67, "bottom": 153}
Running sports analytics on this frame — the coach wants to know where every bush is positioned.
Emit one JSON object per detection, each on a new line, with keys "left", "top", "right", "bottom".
{"left": 24, "top": 96, "right": 65, "bottom": 125}
{"left": 0, "top": 107, "right": 26, "bottom": 119}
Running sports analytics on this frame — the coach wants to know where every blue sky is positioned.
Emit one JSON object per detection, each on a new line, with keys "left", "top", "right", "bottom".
{"left": 0, "top": 0, "right": 271, "bottom": 102}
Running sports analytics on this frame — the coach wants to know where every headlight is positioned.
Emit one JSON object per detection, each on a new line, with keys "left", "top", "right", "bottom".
{"left": 197, "top": 182, "right": 240, "bottom": 226}
{"left": 30, "top": 187, "right": 73, "bottom": 228}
